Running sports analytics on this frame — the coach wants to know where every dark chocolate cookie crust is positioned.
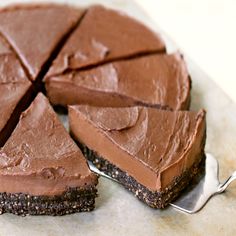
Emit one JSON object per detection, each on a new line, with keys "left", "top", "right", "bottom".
{"left": 0, "top": 185, "right": 97, "bottom": 216}
{"left": 80, "top": 144, "right": 205, "bottom": 209}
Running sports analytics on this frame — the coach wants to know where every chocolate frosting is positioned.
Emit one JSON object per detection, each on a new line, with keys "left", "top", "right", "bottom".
{"left": 0, "top": 93, "right": 97, "bottom": 196}
{"left": 82, "top": 106, "right": 139, "bottom": 131}
{"left": 0, "top": 3, "right": 205, "bottom": 197}
{"left": 69, "top": 105, "right": 206, "bottom": 191}
{"left": 47, "top": 5, "right": 166, "bottom": 77}
{"left": 0, "top": 4, "right": 84, "bottom": 80}
{"left": 45, "top": 53, "right": 190, "bottom": 110}
{"left": 0, "top": 36, "right": 31, "bottom": 137}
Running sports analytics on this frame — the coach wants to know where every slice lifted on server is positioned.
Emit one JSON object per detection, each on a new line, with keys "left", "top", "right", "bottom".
{"left": 0, "top": 4, "right": 85, "bottom": 80}
{"left": 69, "top": 105, "right": 206, "bottom": 208}
{"left": 0, "top": 93, "right": 98, "bottom": 216}
{"left": 45, "top": 53, "right": 190, "bottom": 110}
{"left": 47, "top": 5, "right": 166, "bottom": 77}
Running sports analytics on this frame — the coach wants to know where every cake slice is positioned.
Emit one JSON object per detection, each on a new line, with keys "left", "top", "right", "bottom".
{"left": 45, "top": 53, "right": 190, "bottom": 110}
{"left": 0, "top": 35, "right": 33, "bottom": 146}
{"left": 69, "top": 105, "right": 206, "bottom": 208}
{"left": 47, "top": 5, "right": 166, "bottom": 77}
{"left": 0, "top": 93, "right": 98, "bottom": 216}
{"left": 0, "top": 4, "right": 85, "bottom": 80}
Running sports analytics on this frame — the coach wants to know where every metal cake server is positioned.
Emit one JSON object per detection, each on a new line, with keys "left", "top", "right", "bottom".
{"left": 89, "top": 153, "right": 236, "bottom": 214}
{"left": 170, "top": 153, "right": 236, "bottom": 213}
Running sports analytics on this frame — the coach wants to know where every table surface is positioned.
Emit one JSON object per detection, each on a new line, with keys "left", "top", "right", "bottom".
{"left": 0, "top": 0, "right": 236, "bottom": 236}
{"left": 136, "top": 0, "right": 236, "bottom": 104}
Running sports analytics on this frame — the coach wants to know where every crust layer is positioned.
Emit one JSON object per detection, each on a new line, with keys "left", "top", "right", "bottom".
{"left": 81, "top": 144, "right": 205, "bottom": 208}
{"left": 0, "top": 186, "right": 97, "bottom": 216}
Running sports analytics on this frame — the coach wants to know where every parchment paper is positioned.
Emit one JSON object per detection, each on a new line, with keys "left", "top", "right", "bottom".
{"left": 0, "top": 0, "right": 235, "bottom": 235}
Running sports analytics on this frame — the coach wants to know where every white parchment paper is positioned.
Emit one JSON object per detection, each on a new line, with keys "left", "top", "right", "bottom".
{"left": 0, "top": 0, "right": 236, "bottom": 235}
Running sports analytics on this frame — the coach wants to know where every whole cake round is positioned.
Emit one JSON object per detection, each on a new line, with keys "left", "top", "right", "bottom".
{"left": 0, "top": 3, "right": 206, "bottom": 216}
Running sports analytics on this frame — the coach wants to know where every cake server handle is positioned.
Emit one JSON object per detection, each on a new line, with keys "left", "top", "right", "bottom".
{"left": 217, "top": 171, "right": 236, "bottom": 193}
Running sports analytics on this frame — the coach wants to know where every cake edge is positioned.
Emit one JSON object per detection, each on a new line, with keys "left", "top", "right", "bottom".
{"left": 0, "top": 185, "right": 97, "bottom": 216}
{"left": 79, "top": 143, "right": 205, "bottom": 209}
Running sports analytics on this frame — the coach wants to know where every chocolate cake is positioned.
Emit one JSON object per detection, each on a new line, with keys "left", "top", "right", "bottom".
{"left": 69, "top": 105, "right": 206, "bottom": 208}
{"left": 47, "top": 5, "right": 166, "bottom": 77}
{"left": 0, "top": 94, "right": 98, "bottom": 216}
{"left": 45, "top": 52, "right": 190, "bottom": 110}
{"left": 0, "top": 2, "right": 207, "bottom": 215}
{"left": 0, "top": 4, "right": 85, "bottom": 81}
{"left": 0, "top": 35, "right": 34, "bottom": 147}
